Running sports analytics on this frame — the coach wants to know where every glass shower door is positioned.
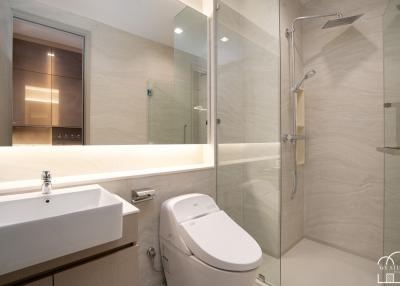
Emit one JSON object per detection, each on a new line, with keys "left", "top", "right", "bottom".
{"left": 383, "top": 0, "right": 400, "bottom": 262}
{"left": 216, "top": 1, "right": 281, "bottom": 285}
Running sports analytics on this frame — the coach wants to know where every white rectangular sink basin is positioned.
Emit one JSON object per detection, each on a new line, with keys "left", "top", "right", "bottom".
{"left": 0, "top": 185, "right": 125, "bottom": 275}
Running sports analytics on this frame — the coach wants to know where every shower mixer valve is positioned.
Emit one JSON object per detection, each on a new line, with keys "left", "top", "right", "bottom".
{"left": 282, "top": 134, "right": 305, "bottom": 143}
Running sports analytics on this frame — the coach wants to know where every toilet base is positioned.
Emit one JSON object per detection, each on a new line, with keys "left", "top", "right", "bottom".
{"left": 160, "top": 239, "right": 259, "bottom": 286}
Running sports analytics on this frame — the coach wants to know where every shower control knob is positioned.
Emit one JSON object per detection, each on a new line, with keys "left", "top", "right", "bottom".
{"left": 282, "top": 134, "right": 305, "bottom": 143}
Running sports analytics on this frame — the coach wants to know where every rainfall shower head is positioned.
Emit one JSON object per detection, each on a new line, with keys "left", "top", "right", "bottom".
{"left": 322, "top": 14, "right": 364, "bottom": 29}
{"left": 293, "top": 70, "right": 316, "bottom": 92}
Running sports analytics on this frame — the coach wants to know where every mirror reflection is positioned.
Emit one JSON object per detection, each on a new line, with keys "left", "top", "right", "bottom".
{"left": 0, "top": 0, "right": 209, "bottom": 146}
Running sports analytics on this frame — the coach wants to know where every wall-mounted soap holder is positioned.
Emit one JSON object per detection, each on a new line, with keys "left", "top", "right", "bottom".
{"left": 131, "top": 188, "right": 156, "bottom": 204}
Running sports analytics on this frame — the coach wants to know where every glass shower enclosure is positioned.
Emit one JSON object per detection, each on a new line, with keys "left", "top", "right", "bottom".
{"left": 383, "top": 0, "right": 400, "bottom": 264}
{"left": 216, "top": 1, "right": 400, "bottom": 286}
{"left": 216, "top": 1, "right": 281, "bottom": 285}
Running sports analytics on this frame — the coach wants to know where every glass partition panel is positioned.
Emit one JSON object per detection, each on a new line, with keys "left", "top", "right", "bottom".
{"left": 384, "top": 0, "right": 400, "bottom": 263}
{"left": 216, "top": 1, "right": 281, "bottom": 285}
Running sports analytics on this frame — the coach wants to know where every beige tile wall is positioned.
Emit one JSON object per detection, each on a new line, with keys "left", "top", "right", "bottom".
{"left": 88, "top": 23, "right": 150, "bottom": 145}
{"left": 302, "top": 0, "right": 387, "bottom": 260}
{"left": 149, "top": 49, "right": 206, "bottom": 144}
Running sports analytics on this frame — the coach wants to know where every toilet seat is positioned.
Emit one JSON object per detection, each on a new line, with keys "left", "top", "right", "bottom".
{"left": 179, "top": 210, "right": 262, "bottom": 272}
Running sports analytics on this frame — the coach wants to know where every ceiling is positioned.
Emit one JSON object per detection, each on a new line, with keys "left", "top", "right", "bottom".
{"left": 35, "top": 0, "right": 207, "bottom": 57}
{"left": 36, "top": 0, "right": 185, "bottom": 47}
{"left": 175, "top": 6, "right": 208, "bottom": 58}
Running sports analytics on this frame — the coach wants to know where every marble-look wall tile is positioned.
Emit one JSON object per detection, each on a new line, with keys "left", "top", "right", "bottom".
{"left": 218, "top": 159, "right": 280, "bottom": 258}
{"left": 89, "top": 23, "right": 150, "bottom": 145}
{"left": 280, "top": 0, "right": 305, "bottom": 254}
{"left": 217, "top": 164, "right": 247, "bottom": 225}
{"left": 302, "top": 0, "right": 387, "bottom": 260}
{"left": 222, "top": 0, "right": 280, "bottom": 40}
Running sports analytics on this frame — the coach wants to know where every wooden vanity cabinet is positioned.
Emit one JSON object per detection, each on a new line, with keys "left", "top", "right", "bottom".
{"left": 20, "top": 245, "right": 138, "bottom": 286}
{"left": 54, "top": 245, "right": 138, "bottom": 286}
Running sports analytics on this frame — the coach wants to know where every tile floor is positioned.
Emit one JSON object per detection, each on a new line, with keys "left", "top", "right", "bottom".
{"left": 257, "top": 239, "right": 378, "bottom": 286}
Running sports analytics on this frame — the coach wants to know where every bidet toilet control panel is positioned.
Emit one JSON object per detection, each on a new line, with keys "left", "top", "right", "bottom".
{"left": 167, "top": 194, "right": 220, "bottom": 223}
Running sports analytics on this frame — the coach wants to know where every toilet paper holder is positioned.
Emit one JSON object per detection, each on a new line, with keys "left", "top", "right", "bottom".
{"left": 131, "top": 188, "right": 156, "bottom": 204}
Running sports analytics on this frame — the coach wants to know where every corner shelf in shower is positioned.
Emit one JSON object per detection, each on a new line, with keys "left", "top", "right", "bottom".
{"left": 376, "top": 147, "right": 400, "bottom": 155}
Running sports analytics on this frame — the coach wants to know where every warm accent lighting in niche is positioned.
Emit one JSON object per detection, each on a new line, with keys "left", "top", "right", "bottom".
{"left": 47, "top": 52, "right": 55, "bottom": 57}
{"left": 25, "top": 86, "right": 60, "bottom": 104}
{"left": 174, "top": 27, "right": 183, "bottom": 34}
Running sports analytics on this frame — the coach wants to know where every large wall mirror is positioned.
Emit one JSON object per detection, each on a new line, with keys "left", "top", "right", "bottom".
{"left": 0, "top": 0, "right": 209, "bottom": 146}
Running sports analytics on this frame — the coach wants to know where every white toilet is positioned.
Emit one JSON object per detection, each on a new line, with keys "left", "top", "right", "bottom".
{"left": 159, "top": 194, "right": 262, "bottom": 286}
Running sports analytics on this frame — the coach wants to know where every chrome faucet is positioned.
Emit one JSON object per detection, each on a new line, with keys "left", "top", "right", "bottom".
{"left": 41, "top": 171, "right": 52, "bottom": 195}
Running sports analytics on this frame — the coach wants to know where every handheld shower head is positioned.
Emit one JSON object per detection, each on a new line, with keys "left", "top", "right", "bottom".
{"left": 304, "top": 70, "right": 316, "bottom": 80}
{"left": 293, "top": 70, "right": 316, "bottom": 92}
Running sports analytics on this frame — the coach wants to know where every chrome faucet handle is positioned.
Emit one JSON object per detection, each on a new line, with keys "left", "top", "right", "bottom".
{"left": 41, "top": 171, "right": 52, "bottom": 182}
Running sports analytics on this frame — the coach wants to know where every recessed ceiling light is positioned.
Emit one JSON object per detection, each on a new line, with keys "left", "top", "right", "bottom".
{"left": 47, "top": 52, "right": 55, "bottom": 57}
{"left": 220, "top": 36, "right": 229, "bottom": 42}
{"left": 174, "top": 27, "right": 183, "bottom": 34}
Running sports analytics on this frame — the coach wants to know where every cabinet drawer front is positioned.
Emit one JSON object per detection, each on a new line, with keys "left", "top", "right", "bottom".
{"left": 54, "top": 245, "right": 138, "bottom": 286}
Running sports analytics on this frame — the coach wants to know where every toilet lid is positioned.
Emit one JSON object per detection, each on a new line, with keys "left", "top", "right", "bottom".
{"left": 179, "top": 211, "right": 262, "bottom": 272}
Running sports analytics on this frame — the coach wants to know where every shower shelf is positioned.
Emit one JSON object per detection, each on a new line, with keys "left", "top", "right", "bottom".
{"left": 376, "top": 147, "right": 400, "bottom": 155}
